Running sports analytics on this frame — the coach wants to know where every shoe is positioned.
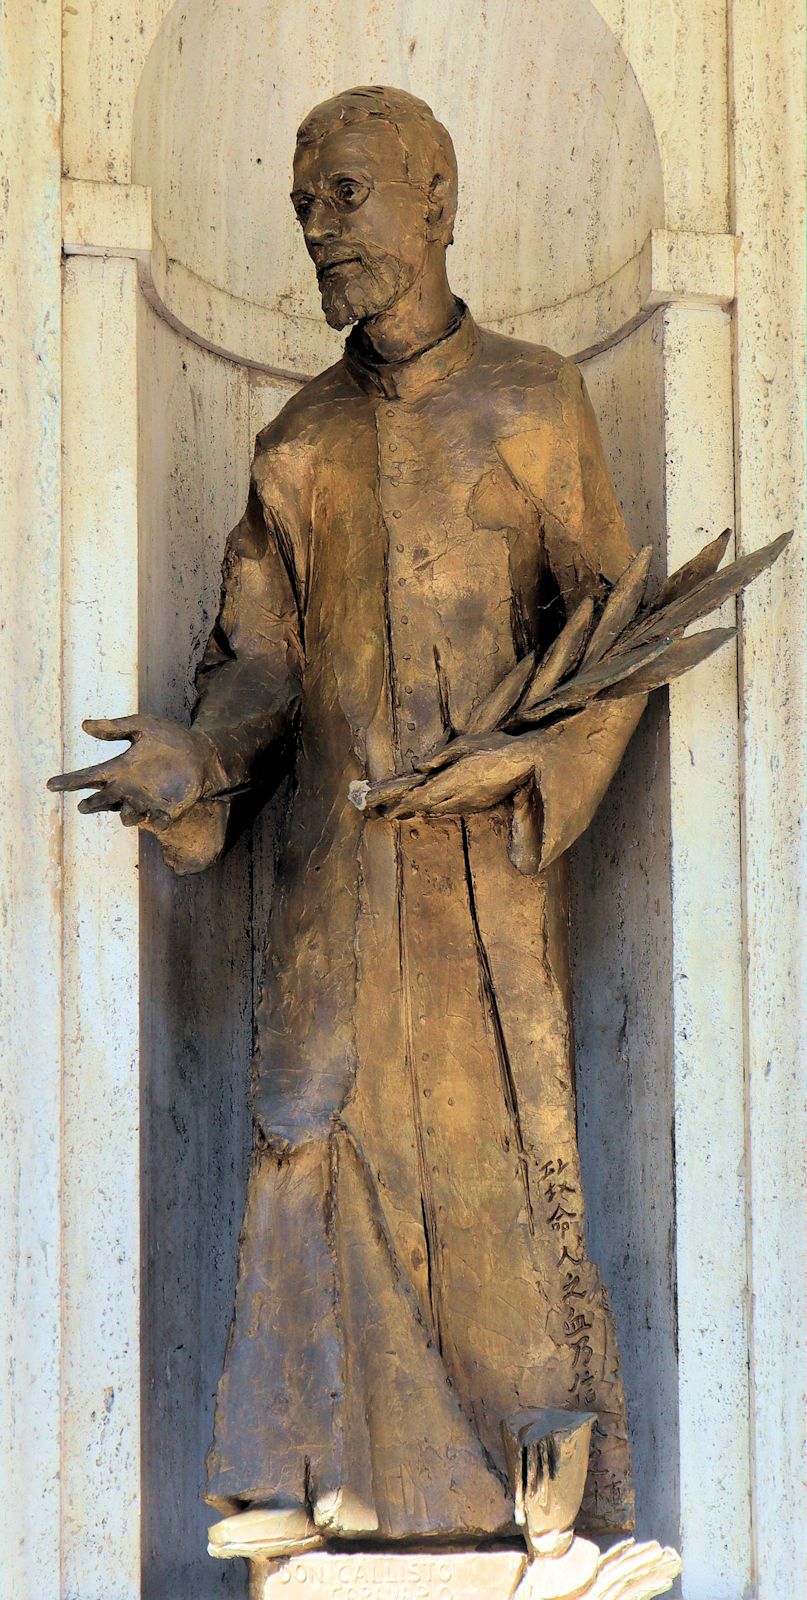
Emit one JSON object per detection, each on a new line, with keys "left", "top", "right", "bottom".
{"left": 207, "top": 1504, "right": 323, "bottom": 1560}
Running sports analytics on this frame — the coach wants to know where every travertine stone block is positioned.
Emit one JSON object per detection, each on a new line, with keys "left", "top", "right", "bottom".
{"left": 249, "top": 1539, "right": 682, "bottom": 1600}
{"left": 251, "top": 1548, "right": 526, "bottom": 1599}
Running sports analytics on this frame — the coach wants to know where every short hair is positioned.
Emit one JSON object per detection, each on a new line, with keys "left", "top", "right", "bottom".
{"left": 296, "top": 85, "right": 458, "bottom": 239}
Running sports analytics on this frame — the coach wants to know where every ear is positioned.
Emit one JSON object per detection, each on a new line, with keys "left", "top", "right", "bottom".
{"left": 425, "top": 171, "right": 456, "bottom": 246}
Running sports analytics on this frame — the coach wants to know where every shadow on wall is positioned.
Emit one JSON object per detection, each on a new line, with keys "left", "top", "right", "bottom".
{"left": 134, "top": 4, "right": 667, "bottom": 1597}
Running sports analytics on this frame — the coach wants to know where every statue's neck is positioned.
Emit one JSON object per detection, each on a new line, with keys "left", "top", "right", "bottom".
{"left": 361, "top": 254, "right": 458, "bottom": 364}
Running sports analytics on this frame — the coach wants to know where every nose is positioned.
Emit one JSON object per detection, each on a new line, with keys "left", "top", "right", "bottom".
{"left": 303, "top": 197, "right": 340, "bottom": 245}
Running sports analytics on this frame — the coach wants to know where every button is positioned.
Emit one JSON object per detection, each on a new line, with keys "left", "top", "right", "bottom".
{"left": 401, "top": 615, "right": 409, "bottom": 624}
{"left": 388, "top": 443, "right": 398, "bottom": 454}
{"left": 396, "top": 542, "right": 404, "bottom": 552}
{"left": 392, "top": 510, "right": 402, "bottom": 520}
{"left": 405, "top": 686, "right": 413, "bottom": 695}
{"left": 403, "top": 653, "right": 411, "bottom": 661}
{"left": 407, "top": 720, "right": 416, "bottom": 730}
{"left": 398, "top": 577, "right": 406, "bottom": 586}
{"left": 386, "top": 407, "right": 395, "bottom": 417}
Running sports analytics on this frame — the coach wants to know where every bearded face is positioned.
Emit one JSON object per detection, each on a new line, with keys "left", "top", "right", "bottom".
{"left": 291, "top": 121, "right": 434, "bottom": 330}
{"left": 314, "top": 237, "right": 413, "bottom": 330}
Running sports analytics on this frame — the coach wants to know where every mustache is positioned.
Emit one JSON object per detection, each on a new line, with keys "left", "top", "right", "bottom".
{"left": 313, "top": 247, "right": 368, "bottom": 279}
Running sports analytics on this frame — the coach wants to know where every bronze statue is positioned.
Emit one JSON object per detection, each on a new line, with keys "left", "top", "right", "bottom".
{"left": 49, "top": 86, "right": 787, "bottom": 1572}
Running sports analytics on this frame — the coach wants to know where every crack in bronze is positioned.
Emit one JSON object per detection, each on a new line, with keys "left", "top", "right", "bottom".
{"left": 433, "top": 643, "right": 455, "bottom": 737}
{"left": 461, "top": 819, "right": 536, "bottom": 1236}
{"left": 394, "top": 823, "right": 444, "bottom": 1355}
{"left": 375, "top": 417, "right": 402, "bottom": 767}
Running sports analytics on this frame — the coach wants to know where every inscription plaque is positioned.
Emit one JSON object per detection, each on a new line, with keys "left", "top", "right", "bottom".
{"left": 253, "top": 1548, "right": 525, "bottom": 1600}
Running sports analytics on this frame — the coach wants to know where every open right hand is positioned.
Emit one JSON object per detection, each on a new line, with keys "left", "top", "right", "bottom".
{"left": 47, "top": 713, "right": 227, "bottom": 833}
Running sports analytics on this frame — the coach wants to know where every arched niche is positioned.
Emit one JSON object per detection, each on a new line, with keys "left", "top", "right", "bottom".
{"left": 133, "top": 0, "right": 663, "bottom": 373}
{"left": 133, "top": 8, "right": 675, "bottom": 1595}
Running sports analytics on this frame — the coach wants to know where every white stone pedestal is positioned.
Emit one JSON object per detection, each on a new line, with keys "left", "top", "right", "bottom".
{"left": 248, "top": 1538, "right": 682, "bottom": 1600}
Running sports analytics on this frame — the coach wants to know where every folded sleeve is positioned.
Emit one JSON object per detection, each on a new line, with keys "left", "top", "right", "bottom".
{"left": 191, "top": 472, "right": 305, "bottom": 788}
{"left": 504, "top": 359, "right": 648, "bottom": 873}
{"left": 157, "top": 437, "right": 308, "bottom": 874}
{"left": 522, "top": 695, "right": 647, "bottom": 872}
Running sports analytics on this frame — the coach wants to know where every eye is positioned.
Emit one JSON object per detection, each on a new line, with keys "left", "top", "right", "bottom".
{"left": 291, "top": 193, "right": 314, "bottom": 224}
{"left": 334, "top": 178, "right": 369, "bottom": 210}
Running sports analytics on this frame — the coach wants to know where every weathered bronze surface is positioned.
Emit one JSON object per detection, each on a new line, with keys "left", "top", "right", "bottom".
{"left": 48, "top": 86, "right": 789, "bottom": 1556}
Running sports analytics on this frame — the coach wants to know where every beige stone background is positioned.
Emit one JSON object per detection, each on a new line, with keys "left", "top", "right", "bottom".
{"left": 0, "top": 2, "right": 804, "bottom": 1598}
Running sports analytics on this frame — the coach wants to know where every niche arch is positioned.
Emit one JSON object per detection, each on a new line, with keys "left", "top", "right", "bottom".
{"left": 133, "top": 8, "right": 673, "bottom": 1594}
{"left": 133, "top": 0, "right": 664, "bottom": 373}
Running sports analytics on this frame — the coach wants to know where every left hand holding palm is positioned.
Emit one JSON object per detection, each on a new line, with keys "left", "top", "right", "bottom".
{"left": 380, "top": 729, "right": 545, "bottom": 819}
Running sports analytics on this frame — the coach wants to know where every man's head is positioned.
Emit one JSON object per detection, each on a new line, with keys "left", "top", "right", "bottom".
{"left": 291, "top": 86, "right": 458, "bottom": 330}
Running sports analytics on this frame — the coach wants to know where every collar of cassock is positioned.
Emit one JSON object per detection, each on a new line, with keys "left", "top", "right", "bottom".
{"left": 344, "top": 299, "right": 479, "bottom": 401}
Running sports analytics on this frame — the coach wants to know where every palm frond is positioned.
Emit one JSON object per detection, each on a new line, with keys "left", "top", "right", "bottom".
{"left": 520, "top": 597, "right": 594, "bottom": 711}
{"left": 601, "top": 627, "right": 737, "bottom": 698}
{"left": 614, "top": 530, "right": 791, "bottom": 652}
{"left": 582, "top": 545, "right": 653, "bottom": 665}
{"left": 650, "top": 528, "right": 731, "bottom": 613}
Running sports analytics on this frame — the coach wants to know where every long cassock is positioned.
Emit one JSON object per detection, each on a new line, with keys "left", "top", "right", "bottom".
{"left": 162, "top": 306, "right": 646, "bottom": 1541}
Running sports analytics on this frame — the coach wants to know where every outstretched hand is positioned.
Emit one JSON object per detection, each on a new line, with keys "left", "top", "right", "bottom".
{"left": 47, "top": 714, "right": 227, "bottom": 832}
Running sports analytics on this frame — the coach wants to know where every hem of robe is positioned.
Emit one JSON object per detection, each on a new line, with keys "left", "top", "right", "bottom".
{"left": 205, "top": 1127, "right": 633, "bottom": 1539}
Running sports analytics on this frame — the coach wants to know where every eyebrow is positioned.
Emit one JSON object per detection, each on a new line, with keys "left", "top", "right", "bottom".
{"left": 327, "top": 168, "right": 373, "bottom": 185}
{"left": 291, "top": 168, "right": 375, "bottom": 196}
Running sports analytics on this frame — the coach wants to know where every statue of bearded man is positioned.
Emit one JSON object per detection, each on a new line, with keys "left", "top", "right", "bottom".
{"left": 52, "top": 86, "right": 648, "bottom": 1560}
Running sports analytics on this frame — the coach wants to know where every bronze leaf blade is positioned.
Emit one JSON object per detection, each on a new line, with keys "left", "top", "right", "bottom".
{"left": 520, "top": 597, "right": 595, "bottom": 711}
{"left": 649, "top": 528, "right": 731, "bottom": 613}
{"left": 464, "top": 648, "right": 537, "bottom": 734}
{"left": 600, "top": 626, "right": 737, "bottom": 697}
{"left": 618, "top": 530, "right": 792, "bottom": 648}
{"left": 509, "top": 634, "right": 673, "bottom": 723}
{"left": 582, "top": 545, "right": 654, "bottom": 666}
{"left": 417, "top": 729, "right": 496, "bottom": 774}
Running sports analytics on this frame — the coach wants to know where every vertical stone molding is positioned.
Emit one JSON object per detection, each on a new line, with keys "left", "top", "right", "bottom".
{"left": 61, "top": 257, "right": 141, "bottom": 1599}
{"left": 0, "top": 5, "right": 63, "bottom": 1598}
{"left": 662, "top": 305, "right": 751, "bottom": 1594}
{"left": 730, "top": 3, "right": 807, "bottom": 1596}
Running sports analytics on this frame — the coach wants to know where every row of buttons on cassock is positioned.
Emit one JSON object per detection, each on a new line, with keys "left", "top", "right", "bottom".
{"left": 377, "top": 408, "right": 423, "bottom": 743}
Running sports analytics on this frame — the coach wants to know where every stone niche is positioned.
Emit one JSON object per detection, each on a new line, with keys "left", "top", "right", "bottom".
{"left": 131, "top": 4, "right": 677, "bottom": 1597}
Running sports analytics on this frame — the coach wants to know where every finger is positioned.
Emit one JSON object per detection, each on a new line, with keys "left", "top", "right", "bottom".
{"left": 48, "top": 762, "right": 116, "bottom": 792}
{"left": 78, "top": 789, "right": 122, "bottom": 815}
{"left": 385, "top": 784, "right": 456, "bottom": 819}
{"left": 384, "top": 751, "right": 534, "bottom": 820}
{"left": 385, "top": 767, "right": 468, "bottom": 816}
{"left": 119, "top": 801, "right": 172, "bottom": 833}
{"left": 386, "top": 788, "right": 446, "bottom": 819}
{"left": 82, "top": 715, "right": 144, "bottom": 742}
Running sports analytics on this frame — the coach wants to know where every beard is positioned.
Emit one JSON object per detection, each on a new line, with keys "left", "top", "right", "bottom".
{"left": 317, "top": 250, "right": 412, "bottom": 330}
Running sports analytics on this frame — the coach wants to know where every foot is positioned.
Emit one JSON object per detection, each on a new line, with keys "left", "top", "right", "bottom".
{"left": 207, "top": 1504, "right": 323, "bottom": 1561}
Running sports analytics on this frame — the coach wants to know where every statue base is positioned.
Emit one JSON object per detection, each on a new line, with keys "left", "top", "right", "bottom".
{"left": 248, "top": 1537, "right": 681, "bottom": 1600}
